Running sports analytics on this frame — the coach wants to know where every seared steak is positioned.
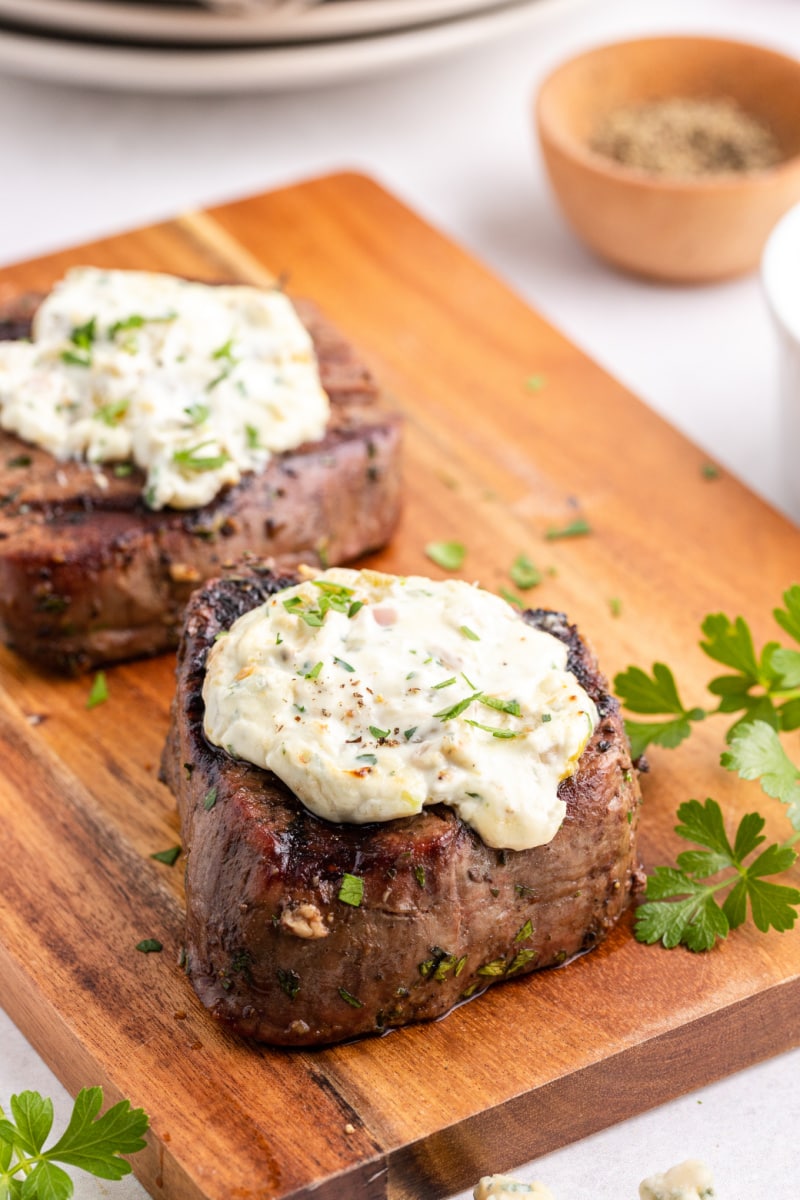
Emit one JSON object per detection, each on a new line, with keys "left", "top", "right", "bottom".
{"left": 0, "top": 295, "right": 401, "bottom": 673}
{"left": 162, "top": 565, "right": 644, "bottom": 1047}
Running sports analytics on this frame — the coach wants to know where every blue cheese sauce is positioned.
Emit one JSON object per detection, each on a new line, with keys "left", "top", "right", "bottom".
{"left": 0, "top": 267, "right": 329, "bottom": 509}
{"left": 203, "top": 569, "right": 598, "bottom": 851}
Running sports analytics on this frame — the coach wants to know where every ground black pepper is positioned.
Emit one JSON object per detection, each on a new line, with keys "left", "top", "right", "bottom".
{"left": 590, "top": 96, "right": 782, "bottom": 176}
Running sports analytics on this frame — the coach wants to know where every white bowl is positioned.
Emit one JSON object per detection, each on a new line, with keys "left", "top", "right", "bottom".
{"left": 762, "top": 202, "right": 800, "bottom": 522}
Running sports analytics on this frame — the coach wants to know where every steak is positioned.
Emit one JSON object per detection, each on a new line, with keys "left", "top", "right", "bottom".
{"left": 161, "top": 564, "right": 645, "bottom": 1047}
{"left": 0, "top": 294, "right": 401, "bottom": 673}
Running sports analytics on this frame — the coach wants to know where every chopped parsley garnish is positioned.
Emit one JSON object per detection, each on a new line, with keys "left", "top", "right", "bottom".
{"left": 60, "top": 348, "right": 92, "bottom": 368}
{"left": 369, "top": 725, "right": 390, "bottom": 740}
{"left": 348, "top": 600, "right": 364, "bottom": 618}
{"left": 95, "top": 398, "right": 129, "bottom": 426}
{"left": 507, "top": 948, "right": 537, "bottom": 974}
{"left": 184, "top": 402, "right": 210, "bottom": 425}
{"left": 172, "top": 441, "right": 230, "bottom": 472}
{"left": 460, "top": 625, "right": 480, "bottom": 641}
{"left": 108, "top": 311, "right": 177, "bottom": 338}
{"left": 515, "top": 919, "right": 533, "bottom": 942}
{"left": 465, "top": 719, "right": 520, "bottom": 739}
{"left": 113, "top": 463, "right": 134, "bottom": 477}
{"left": 70, "top": 317, "right": 96, "bottom": 352}
{"left": 477, "top": 959, "right": 506, "bottom": 976}
{"left": 0, "top": 1086, "right": 148, "bottom": 1197}
{"left": 403, "top": 727, "right": 417, "bottom": 740}
{"left": 7, "top": 454, "right": 31, "bottom": 468}
{"left": 135, "top": 939, "right": 162, "bottom": 954}
{"left": 432, "top": 676, "right": 457, "bottom": 690}
{"left": 545, "top": 517, "right": 592, "bottom": 540}
{"left": 245, "top": 424, "right": 260, "bottom": 449}
{"left": 334, "top": 657, "right": 355, "bottom": 672}
{"left": 499, "top": 587, "right": 524, "bottom": 608}
{"left": 609, "top": 596, "right": 622, "bottom": 618}
{"left": 86, "top": 671, "right": 108, "bottom": 710}
{"left": 356, "top": 753, "right": 377, "bottom": 765}
{"left": 203, "top": 786, "right": 218, "bottom": 811}
{"left": 434, "top": 692, "right": 482, "bottom": 721}
{"left": 424, "top": 540, "right": 466, "bottom": 571}
{"left": 525, "top": 374, "right": 546, "bottom": 392}
{"left": 150, "top": 846, "right": 181, "bottom": 866}
{"left": 338, "top": 987, "right": 364, "bottom": 1008}
{"left": 510, "top": 553, "right": 542, "bottom": 590}
{"left": 304, "top": 661, "right": 323, "bottom": 680}
{"left": 212, "top": 337, "right": 236, "bottom": 361}
{"left": 278, "top": 968, "right": 300, "bottom": 1000}
{"left": 414, "top": 865, "right": 426, "bottom": 888}
{"left": 338, "top": 873, "right": 364, "bottom": 907}
{"left": 481, "top": 696, "right": 522, "bottom": 717}
{"left": 701, "top": 462, "right": 721, "bottom": 480}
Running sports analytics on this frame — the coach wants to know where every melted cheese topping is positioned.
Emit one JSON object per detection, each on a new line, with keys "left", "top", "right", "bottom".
{"left": 639, "top": 1161, "right": 715, "bottom": 1200}
{"left": 474, "top": 1176, "right": 555, "bottom": 1200}
{"left": 0, "top": 267, "right": 329, "bottom": 509}
{"left": 203, "top": 569, "right": 598, "bottom": 851}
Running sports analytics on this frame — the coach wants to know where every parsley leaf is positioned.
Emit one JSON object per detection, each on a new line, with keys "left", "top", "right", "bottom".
{"left": 721, "top": 721, "right": 800, "bottom": 829}
{"left": 337, "top": 874, "right": 364, "bottom": 907}
{"left": 173, "top": 441, "right": 230, "bottom": 472}
{"left": 86, "top": 671, "right": 108, "bottom": 710}
{"left": 545, "top": 517, "right": 591, "bottom": 540}
{"left": 613, "top": 663, "right": 705, "bottom": 758}
{"left": 0, "top": 1087, "right": 148, "bottom": 1198}
{"left": 509, "top": 553, "right": 541, "bottom": 590}
{"left": 425, "top": 541, "right": 466, "bottom": 571}
{"left": 634, "top": 798, "right": 800, "bottom": 950}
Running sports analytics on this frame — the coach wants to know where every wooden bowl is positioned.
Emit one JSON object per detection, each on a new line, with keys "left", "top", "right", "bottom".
{"left": 536, "top": 36, "right": 800, "bottom": 282}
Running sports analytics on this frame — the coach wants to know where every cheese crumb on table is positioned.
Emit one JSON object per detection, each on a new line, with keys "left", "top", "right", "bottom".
{"left": 639, "top": 1159, "right": 716, "bottom": 1200}
{"left": 473, "top": 1175, "right": 555, "bottom": 1200}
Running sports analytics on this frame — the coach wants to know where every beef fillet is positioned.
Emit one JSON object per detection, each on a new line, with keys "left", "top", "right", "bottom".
{"left": 0, "top": 295, "right": 401, "bottom": 673}
{"left": 161, "top": 565, "right": 645, "bottom": 1047}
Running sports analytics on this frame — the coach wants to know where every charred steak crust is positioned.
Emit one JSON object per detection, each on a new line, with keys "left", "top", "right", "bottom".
{"left": 162, "top": 566, "right": 645, "bottom": 1047}
{"left": 0, "top": 293, "right": 402, "bottom": 673}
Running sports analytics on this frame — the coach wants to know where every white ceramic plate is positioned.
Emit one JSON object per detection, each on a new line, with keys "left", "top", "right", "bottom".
{"left": 0, "top": 0, "right": 588, "bottom": 92}
{"left": 0, "top": 0, "right": 532, "bottom": 44}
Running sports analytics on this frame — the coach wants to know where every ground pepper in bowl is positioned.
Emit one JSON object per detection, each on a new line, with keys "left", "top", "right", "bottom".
{"left": 590, "top": 97, "right": 783, "bottom": 176}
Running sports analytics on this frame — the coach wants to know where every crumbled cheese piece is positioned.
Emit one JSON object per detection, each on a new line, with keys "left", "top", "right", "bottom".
{"left": 474, "top": 1175, "right": 555, "bottom": 1200}
{"left": 639, "top": 1159, "right": 716, "bottom": 1200}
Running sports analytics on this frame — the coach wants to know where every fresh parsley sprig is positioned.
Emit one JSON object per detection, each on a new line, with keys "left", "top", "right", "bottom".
{"left": 0, "top": 1086, "right": 148, "bottom": 1200}
{"left": 634, "top": 798, "right": 800, "bottom": 951}
{"left": 615, "top": 586, "right": 800, "bottom": 759}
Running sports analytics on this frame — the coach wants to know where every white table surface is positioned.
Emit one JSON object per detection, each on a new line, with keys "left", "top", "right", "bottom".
{"left": 1, "top": 0, "right": 799, "bottom": 1197}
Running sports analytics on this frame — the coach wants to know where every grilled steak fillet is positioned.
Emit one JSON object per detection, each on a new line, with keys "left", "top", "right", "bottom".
{"left": 162, "top": 565, "right": 645, "bottom": 1047}
{"left": 0, "top": 295, "right": 401, "bottom": 673}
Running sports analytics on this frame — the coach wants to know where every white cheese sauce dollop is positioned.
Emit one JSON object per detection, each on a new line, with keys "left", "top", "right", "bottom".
{"left": 202, "top": 569, "right": 599, "bottom": 851}
{"left": 0, "top": 266, "right": 329, "bottom": 509}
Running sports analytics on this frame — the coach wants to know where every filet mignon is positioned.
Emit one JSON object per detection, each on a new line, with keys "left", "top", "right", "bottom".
{"left": 161, "top": 564, "right": 644, "bottom": 1047}
{"left": 0, "top": 294, "right": 401, "bottom": 673}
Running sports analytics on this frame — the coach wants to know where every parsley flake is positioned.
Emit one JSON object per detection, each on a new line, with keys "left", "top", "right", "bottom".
{"left": 545, "top": 517, "right": 592, "bottom": 540}
{"left": 150, "top": 846, "right": 181, "bottom": 866}
{"left": 334, "top": 657, "right": 355, "bottom": 672}
{"left": 510, "top": 553, "right": 542, "bottom": 590}
{"left": 203, "top": 786, "right": 218, "bottom": 811}
{"left": 460, "top": 625, "right": 480, "bottom": 641}
{"left": 173, "top": 441, "right": 230, "bottom": 472}
{"left": 136, "top": 938, "right": 163, "bottom": 954}
{"left": 86, "top": 671, "right": 108, "bottom": 710}
{"left": 304, "top": 661, "right": 323, "bottom": 680}
{"left": 338, "top": 874, "right": 364, "bottom": 907}
{"left": 465, "top": 719, "right": 520, "bottom": 739}
{"left": 369, "top": 725, "right": 390, "bottom": 740}
{"left": 425, "top": 540, "right": 466, "bottom": 571}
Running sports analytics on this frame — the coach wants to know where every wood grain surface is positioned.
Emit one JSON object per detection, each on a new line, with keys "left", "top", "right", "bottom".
{"left": 1, "top": 172, "right": 799, "bottom": 1200}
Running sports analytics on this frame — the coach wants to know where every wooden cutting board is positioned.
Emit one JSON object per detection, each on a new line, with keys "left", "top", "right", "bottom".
{"left": 1, "top": 173, "right": 798, "bottom": 1200}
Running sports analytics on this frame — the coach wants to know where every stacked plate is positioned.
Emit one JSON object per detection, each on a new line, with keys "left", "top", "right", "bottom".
{"left": 0, "top": 0, "right": 588, "bottom": 92}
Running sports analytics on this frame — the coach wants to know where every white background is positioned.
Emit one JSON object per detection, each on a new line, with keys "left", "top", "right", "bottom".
{"left": 1, "top": 0, "right": 799, "bottom": 1197}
